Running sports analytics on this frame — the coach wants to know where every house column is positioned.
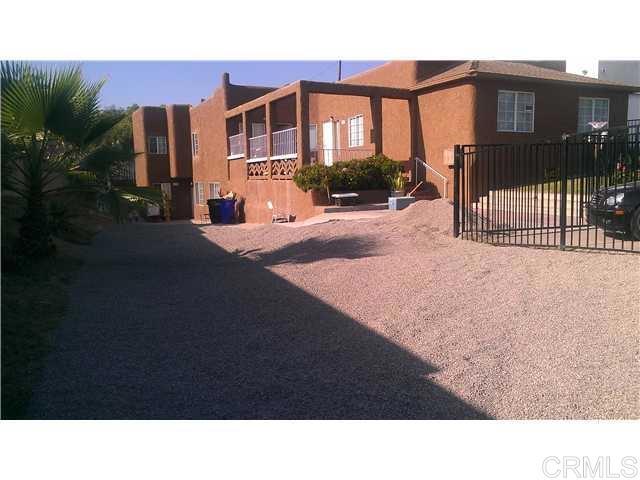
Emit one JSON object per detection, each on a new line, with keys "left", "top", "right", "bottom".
{"left": 370, "top": 96, "right": 383, "bottom": 155}
{"left": 296, "top": 86, "right": 309, "bottom": 167}
{"left": 242, "top": 111, "right": 250, "bottom": 170}
{"left": 409, "top": 96, "right": 419, "bottom": 183}
{"left": 265, "top": 101, "right": 272, "bottom": 178}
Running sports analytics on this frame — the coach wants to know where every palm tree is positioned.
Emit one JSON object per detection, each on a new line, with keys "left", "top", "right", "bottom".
{"left": 78, "top": 107, "right": 162, "bottom": 224}
{"left": 1, "top": 62, "right": 159, "bottom": 258}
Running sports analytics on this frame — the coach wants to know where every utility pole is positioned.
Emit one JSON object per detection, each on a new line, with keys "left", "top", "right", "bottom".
{"left": 338, "top": 61, "right": 342, "bottom": 81}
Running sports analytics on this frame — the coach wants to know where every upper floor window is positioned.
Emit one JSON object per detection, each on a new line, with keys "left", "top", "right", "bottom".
{"left": 148, "top": 136, "right": 167, "bottom": 154}
{"left": 309, "top": 124, "right": 318, "bottom": 151}
{"left": 251, "top": 123, "right": 266, "bottom": 138}
{"left": 191, "top": 132, "right": 199, "bottom": 156}
{"left": 348, "top": 114, "right": 364, "bottom": 147}
{"left": 497, "top": 90, "right": 535, "bottom": 133}
{"left": 578, "top": 97, "right": 609, "bottom": 133}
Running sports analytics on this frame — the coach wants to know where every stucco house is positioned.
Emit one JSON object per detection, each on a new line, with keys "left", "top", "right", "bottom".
{"left": 132, "top": 60, "right": 638, "bottom": 222}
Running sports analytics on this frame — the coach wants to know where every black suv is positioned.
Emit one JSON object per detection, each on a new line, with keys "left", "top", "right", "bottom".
{"left": 586, "top": 181, "right": 640, "bottom": 240}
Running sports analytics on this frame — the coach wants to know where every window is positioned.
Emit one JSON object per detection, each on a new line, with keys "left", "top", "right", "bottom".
{"left": 578, "top": 97, "right": 610, "bottom": 133}
{"left": 209, "top": 182, "right": 221, "bottom": 199}
{"left": 348, "top": 115, "right": 364, "bottom": 147}
{"left": 148, "top": 136, "right": 167, "bottom": 154}
{"left": 195, "top": 182, "right": 205, "bottom": 205}
{"left": 497, "top": 91, "right": 535, "bottom": 133}
{"left": 251, "top": 123, "right": 266, "bottom": 138}
{"left": 191, "top": 132, "right": 199, "bottom": 156}
{"left": 309, "top": 124, "right": 318, "bottom": 151}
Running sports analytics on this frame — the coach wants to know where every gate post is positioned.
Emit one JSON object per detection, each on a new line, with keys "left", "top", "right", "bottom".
{"left": 453, "top": 145, "right": 461, "bottom": 238}
{"left": 559, "top": 140, "right": 568, "bottom": 250}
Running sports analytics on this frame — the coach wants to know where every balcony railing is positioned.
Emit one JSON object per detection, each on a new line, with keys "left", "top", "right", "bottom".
{"left": 228, "top": 133, "right": 245, "bottom": 157}
{"left": 310, "top": 148, "right": 374, "bottom": 165}
{"left": 272, "top": 127, "right": 297, "bottom": 158}
{"left": 249, "top": 134, "right": 267, "bottom": 160}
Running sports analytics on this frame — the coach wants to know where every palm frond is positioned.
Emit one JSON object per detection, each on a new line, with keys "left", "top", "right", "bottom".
{"left": 115, "top": 185, "right": 162, "bottom": 206}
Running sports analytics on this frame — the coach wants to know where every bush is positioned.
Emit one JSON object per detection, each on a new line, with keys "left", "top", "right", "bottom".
{"left": 293, "top": 154, "right": 403, "bottom": 198}
{"left": 292, "top": 163, "right": 338, "bottom": 200}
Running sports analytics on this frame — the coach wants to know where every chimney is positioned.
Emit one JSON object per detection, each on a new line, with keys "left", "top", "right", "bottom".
{"left": 221, "top": 72, "right": 231, "bottom": 110}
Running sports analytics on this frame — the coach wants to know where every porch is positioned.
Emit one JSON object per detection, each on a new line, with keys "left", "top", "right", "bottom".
{"left": 223, "top": 80, "right": 414, "bottom": 182}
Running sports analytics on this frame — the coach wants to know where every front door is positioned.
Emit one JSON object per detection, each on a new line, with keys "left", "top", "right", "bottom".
{"left": 322, "top": 120, "right": 334, "bottom": 166}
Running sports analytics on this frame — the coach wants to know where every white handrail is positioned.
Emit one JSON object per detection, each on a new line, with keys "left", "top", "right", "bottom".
{"left": 415, "top": 156, "right": 448, "bottom": 199}
{"left": 272, "top": 127, "right": 297, "bottom": 157}
{"left": 249, "top": 134, "right": 267, "bottom": 159}
{"left": 229, "top": 133, "right": 245, "bottom": 156}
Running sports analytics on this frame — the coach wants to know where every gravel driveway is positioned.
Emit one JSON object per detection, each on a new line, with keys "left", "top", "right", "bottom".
{"left": 29, "top": 200, "right": 639, "bottom": 419}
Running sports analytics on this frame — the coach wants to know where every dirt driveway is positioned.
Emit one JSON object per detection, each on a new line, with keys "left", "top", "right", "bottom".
{"left": 29, "top": 201, "right": 639, "bottom": 419}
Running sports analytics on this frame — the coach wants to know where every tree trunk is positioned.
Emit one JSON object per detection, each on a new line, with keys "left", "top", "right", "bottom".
{"left": 17, "top": 149, "right": 54, "bottom": 258}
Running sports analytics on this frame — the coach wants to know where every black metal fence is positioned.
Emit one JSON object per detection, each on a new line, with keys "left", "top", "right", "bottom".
{"left": 453, "top": 133, "right": 640, "bottom": 252}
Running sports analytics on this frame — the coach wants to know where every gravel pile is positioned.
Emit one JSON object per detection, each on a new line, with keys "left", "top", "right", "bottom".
{"left": 29, "top": 200, "right": 639, "bottom": 419}
{"left": 207, "top": 199, "right": 640, "bottom": 419}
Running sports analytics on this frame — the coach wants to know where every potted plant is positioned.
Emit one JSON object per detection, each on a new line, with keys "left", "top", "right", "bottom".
{"left": 389, "top": 171, "right": 405, "bottom": 198}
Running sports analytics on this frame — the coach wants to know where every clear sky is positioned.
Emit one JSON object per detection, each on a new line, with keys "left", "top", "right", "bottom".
{"left": 34, "top": 61, "right": 385, "bottom": 108}
{"left": 33, "top": 59, "right": 601, "bottom": 109}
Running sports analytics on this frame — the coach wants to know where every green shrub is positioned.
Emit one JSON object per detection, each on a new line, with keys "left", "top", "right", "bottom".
{"left": 292, "top": 163, "right": 338, "bottom": 200}
{"left": 293, "top": 154, "right": 403, "bottom": 198}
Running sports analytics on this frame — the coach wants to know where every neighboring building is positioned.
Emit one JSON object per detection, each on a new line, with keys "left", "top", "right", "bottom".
{"left": 598, "top": 60, "right": 640, "bottom": 121}
{"left": 133, "top": 60, "right": 638, "bottom": 223}
{"left": 132, "top": 104, "right": 194, "bottom": 219}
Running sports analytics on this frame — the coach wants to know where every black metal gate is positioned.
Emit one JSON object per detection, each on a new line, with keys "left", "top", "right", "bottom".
{"left": 452, "top": 133, "right": 640, "bottom": 252}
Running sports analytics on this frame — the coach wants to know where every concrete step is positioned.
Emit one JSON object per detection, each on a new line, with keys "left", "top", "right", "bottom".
{"left": 323, "top": 202, "right": 388, "bottom": 214}
{"left": 413, "top": 193, "right": 441, "bottom": 201}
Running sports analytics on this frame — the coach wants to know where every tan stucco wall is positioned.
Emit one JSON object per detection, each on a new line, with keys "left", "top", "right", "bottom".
{"left": 416, "top": 81, "right": 477, "bottom": 198}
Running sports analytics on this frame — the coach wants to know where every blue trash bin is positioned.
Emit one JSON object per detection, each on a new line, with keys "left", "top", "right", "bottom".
{"left": 220, "top": 199, "right": 236, "bottom": 224}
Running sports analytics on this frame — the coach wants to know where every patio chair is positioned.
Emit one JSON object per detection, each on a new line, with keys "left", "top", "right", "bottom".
{"left": 267, "top": 200, "right": 293, "bottom": 223}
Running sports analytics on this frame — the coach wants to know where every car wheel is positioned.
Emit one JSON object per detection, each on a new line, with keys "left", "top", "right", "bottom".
{"left": 631, "top": 207, "right": 640, "bottom": 241}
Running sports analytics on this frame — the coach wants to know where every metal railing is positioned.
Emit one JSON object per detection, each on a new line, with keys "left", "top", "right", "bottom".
{"left": 415, "top": 156, "right": 448, "bottom": 199}
{"left": 310, "top": 148, "right": 374, "bottom": 165}
{"left": 452, "top": 134, "right": 640, "bottom": 253}
{"left": 272, "top": 127, "right": 297, "bottom": 158}
{"left": 249, "top": 134, "right": 267, "bottom": 160}
{"left": 229, "top": 133, "right": 245, "bottom": 157}
{"left": 565, "top": 118, "right": 640, "bottom": 141}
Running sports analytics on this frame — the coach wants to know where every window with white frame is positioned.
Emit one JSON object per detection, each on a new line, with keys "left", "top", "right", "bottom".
{"left": 578, "top": 97, "right": 610, "bottom": 133}
{"left": 309, "top": 124, "right": 318, "bottom": 151}
{"left": 191, "top": 132, "right": 199, "bottom": 156}
{"left": 208, "top": 182, "right": 221, "bottom": 199}
{"left": 348, "top": 114, "right": 364, "bottom": 147}
{"left": 194, "top": 182, "right": 205, "bottom": 205}
{"left": 148, "top": 136, "right": 167, "bottom": 154}
{"left": 497, "top": 91, "right": 535, "bottom": 133}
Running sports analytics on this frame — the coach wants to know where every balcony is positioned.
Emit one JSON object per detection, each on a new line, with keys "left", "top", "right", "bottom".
{"left": 248, "top": 134, "right": 267, "bottom": 162}
{"left": 310, "top": 148, "right": 374, "bottom": 165}
{"left": 271, "top": 127, "right": 297, "bottom": 159}
{"left": 228, "top": 133, "right": 245, "bottom": 159}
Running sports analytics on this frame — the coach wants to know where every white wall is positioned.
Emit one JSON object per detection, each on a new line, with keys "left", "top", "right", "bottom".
{"left": 628, "top": 93, "right": 640, "bottom": 121}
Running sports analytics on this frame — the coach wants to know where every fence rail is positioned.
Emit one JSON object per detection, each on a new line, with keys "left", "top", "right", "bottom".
{"left": 453, "top": 133, "right": 640, "bottom": 253}
{"left": 272, "top": 127, "right": 297, "bottom": 158}
{"left": 229, "top": 133, "right": 245, "bottom": 157}
{"left": 310, "top": 148, "right": 374, "bottom": 165}
{"left": 249, "top": 134, "right": 267, "bottom": 160}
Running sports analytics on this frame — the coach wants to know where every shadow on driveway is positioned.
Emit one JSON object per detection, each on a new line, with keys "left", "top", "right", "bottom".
{"left": 246, "top": 235, "right": 380, "bottom": 266}
{"left": 28, "top": 222, "right": 490, "bottom": 419}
